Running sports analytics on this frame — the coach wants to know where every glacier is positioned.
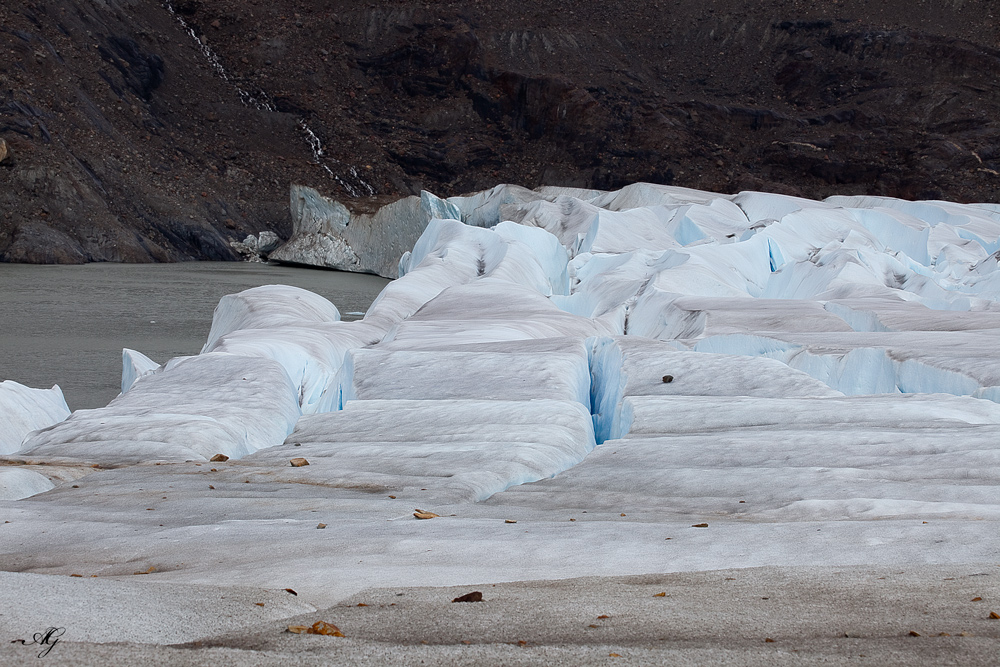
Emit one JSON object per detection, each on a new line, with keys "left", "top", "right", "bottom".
{"left": 0, "top": 380, "right": 70, "bottom": 456}
{"left": 2, "top": 182, "right": 1000, "bottom": 646}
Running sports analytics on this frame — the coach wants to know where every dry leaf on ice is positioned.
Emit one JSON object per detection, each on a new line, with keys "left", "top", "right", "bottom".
{"left": 287, "top": 621, "right": 344, "bottom": 637}
{"left": 309, "top": 621, "right": 344, "bottom": 636}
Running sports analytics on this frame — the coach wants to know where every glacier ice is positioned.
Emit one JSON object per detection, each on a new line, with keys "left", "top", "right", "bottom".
{"left": 341, "top": 338, "right": 591, "bottom": 407}
{"left": 4, "top": 181, "right": 1000, "bottom": 609}
{"left": 121, "top": 348, "right": 160, "bottom": 394}
{"left": 18, "top": 353, "right": 300, "bottom": 464}
{"left": 0, "top": 467, "right": 55, "bottom": 500}
{"left": 202, "top": 284, "right": 341, "bottom": 352}
{"left": 269, "top": 185, "right": 462, "bottom": 278}
{"left": 0, "top": 380, "right": 71, "bottom": 455}
{"left": 268, "top": 398, "right": 596, "bottom": 502}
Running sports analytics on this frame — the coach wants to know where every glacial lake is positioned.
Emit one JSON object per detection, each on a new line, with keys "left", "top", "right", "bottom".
{"left": 0, "top": 262, "right": 390, "bottom": 411}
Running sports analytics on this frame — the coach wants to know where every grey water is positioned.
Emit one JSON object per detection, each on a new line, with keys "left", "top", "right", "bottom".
{"left": 0, "top": 262, "right": 390, "bottom": 411}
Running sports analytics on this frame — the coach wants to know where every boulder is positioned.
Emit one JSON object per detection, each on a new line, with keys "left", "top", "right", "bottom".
{"left": 257, "top": 231, "right": 281, "bottom": 255}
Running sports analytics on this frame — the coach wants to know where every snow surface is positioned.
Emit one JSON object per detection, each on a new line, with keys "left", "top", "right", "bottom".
{"left": 3, "top": 182, "right": 1000, "bottom": 622}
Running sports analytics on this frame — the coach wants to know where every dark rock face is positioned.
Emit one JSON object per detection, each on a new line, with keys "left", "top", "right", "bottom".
{"left": 1, "top": 0, "right": 999, "bottom": 263}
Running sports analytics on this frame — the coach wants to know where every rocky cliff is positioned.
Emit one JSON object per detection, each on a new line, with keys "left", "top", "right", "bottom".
{"left": 2, "top": 0, "right": 998, "bottom": 263}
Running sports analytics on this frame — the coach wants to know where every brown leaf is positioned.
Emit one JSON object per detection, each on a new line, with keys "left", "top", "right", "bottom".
{"left": 210, "top": 454, "right": 229, "bottom": 462}
{"left": 285, "top": 588, "right": 298, "bottom": 596}
{"left": 452, "top": 591, "right": 483, "bottom": 603}
{"left": 692, "top": 523, "right": 709, "bottom": 528}
{"left": 588, "top": 624, "right": 599, "bottom": 628}
{"left": 70, "top": 574, "right": 82, "bottom": 577}
{"left": 388, "top": 495, "right": 396, "bottom": 499}
{"left": 972, "top": 597, "right": 982, "bottom": 601}
{"left": 317, "top": 523, "right": 327, "bottom": 529}
{"left": 414, "top": 512, "right": 439, "bottom": 519}
{"left": 208, "top": 485, "right": 215, "bottom": 489}
{"left": 620, "top": 513, "right": 626, "bottom": 517}
{"left": 764, "top": 638, "right": 775, "bottom": 643}
{"left": 597, "top": 615, "right": 610, "bottom": 619}
{"left": 909, "top": 630, "right": 921, "bottom": 637}
{"left": 517, "top": 640, "right": 527, "bottom": 646}
{"left": 653, "top": 592, "right": 667, "bottom": 597}
{"left": 255, "top": 603, "right": 265, "bottom": 607}
{"left": 609, "top": 653, "right": 622, "bottom": 657}
{"left": 308, "top": 621, "right": 344, "bottom": 637}
{"left": 133, "top": 566, "right": 155, "bottom": 575}
{"left": 505, "top": 519, "right": 517, "bottom": 524}
{"left": 357, "top": 603, "right": 368, "bottom": 607}
{"left": 289, "top": 458, "right": 309, "bottom": 467}
{"left": 990, "top": 612, "right": 1000, "bottom": 619}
